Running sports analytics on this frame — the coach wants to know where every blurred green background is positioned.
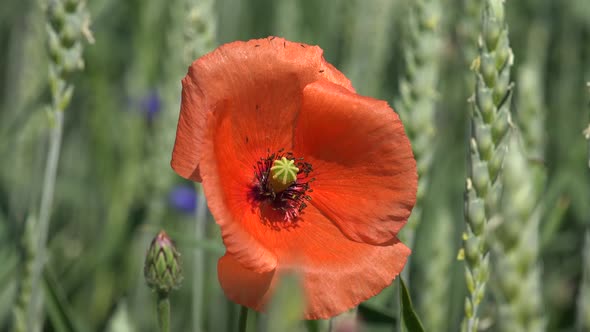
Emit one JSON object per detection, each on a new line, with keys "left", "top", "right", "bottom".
{"left": 1, "top": 0, "right": 590, "bottom": 331}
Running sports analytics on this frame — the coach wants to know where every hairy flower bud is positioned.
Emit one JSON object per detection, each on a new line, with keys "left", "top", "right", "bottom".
{"left": 144, "top": 230, "right": 183, "bottom": 294}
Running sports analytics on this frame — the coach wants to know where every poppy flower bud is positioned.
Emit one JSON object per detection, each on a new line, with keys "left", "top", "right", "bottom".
{"left": 144, "top": 230, "right": 183, "bottom": 294}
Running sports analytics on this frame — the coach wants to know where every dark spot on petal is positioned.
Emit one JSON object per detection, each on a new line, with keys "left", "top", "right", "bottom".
{"left": 245, "top": 136, "right": 249, "bottom": 143}
{"left": 256, "top": 104, "right": 260, "bottom": 111}
{"left": 269, "top": 36, "right": 276, "bottom": 41}
{"left": 300, "top": 44, "right": 306, "bottom": 48}
{"left": 255, "top": 44, "right": 260, "bottom": 47}
{"left": 319, "top": 69, "right": 324, "bottom": 73}
{"left": 283, "top": 41, "right": 286, "bottom": 48}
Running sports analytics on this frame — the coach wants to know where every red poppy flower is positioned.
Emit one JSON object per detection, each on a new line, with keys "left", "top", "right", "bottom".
{"left": 171, "top": 37, "right": 417, "bottom": 319}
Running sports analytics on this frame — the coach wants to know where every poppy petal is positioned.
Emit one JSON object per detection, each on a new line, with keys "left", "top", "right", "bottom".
{"left": 217, "top": 254, "right": 276, "bottom": 312}
{"left": 199, "top": 104, "right": 279, "bottom": 273}
{"left": 171, "top": 37, "right": 354, "bottom": 182}
{"left": 171, "top": 76, "right": 206, "bottom": 182}
{"left": 217, "top": 204, "right": 411, "bottom": 319}
{"left": 294, "top": 80, "right": 417, "bottom": 245}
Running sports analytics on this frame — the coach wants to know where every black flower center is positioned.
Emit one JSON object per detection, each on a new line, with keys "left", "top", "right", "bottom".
{"left": 249, "top": 149, "right": 314, "bottom": 222}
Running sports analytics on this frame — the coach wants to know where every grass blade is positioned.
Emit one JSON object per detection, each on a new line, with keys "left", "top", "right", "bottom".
{"left": 400, "top": 278, "right": 425, "bottom": 332}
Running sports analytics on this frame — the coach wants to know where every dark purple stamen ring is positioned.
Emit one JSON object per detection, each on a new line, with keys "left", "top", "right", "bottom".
{"left": 249, "top": 149, "right": 314, "bottom": 222}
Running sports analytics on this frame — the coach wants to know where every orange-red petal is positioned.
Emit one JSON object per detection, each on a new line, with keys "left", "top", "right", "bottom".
{"left": 217, "top": 204, "right": 411, "bottom": 319}
{"left": 293, "top": 80, "right": 417, "bottom": 245}
{"left": 199, "top": 103, "right": 278, "bottom": 273}
{"left": 171, "top": 37, "right": 354, "bottom": 182}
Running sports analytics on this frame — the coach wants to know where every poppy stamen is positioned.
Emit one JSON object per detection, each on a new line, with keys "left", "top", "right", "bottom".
{"left": 249, "top": 150, "right": 313, "bottom": 222}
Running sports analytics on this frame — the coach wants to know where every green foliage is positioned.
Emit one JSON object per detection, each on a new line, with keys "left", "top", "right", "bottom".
{"left": 396, "top": 0, "right": 442, "bottom": 249}
{"left": 577, "top": 233, "right": 590, "bottom": 331}
{"left": 399, "top": 278, "right": 425, "bottom": 332}
{"left": 26, "top": 1, "right": 93, "bottom": 331}
{"left": 263, "top": 274, "right": 306, "bottom": 332}
{"left": 413, "top": 201, "right": 455, "bottom": 331}
{"left": 340, "top": 0, "right": 400, "bottom": 98}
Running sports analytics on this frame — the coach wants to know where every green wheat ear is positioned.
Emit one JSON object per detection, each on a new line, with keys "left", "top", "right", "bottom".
{"left": 340, "top": 0, "right": 398, "bottom": 97}
{"left": 396, "top": 0, "right": 442, "bottom": 251}
{"left": 490, "top": 132, "right": 546, "bottom": 332}
{"left": 458, "top": 0, "right": 484, "bottom": 68}
{"left": 418, "top": 204, "right": 455, "bottom": 331}
{"left": 26, "top": 1, "right": 92, "bottom": 331}
{"left": 12, "top": 216, "right": 36, "bottom": 332}
{"left": 487, "top": 20, "right": 548, "bottom": 332}
{"left": 146, "top": 0, "right": 218, "bottom": 222}
{"left": 461, "top": 1, "right": 513, "bottom": 331}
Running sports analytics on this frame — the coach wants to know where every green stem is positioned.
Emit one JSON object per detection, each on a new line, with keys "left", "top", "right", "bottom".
{"left": 25, "top": 1, "right": 90, "bottom": 330}
{"left": 157, "top": 292, "right": 171, "bottom": 332}
{"left": 29, "top": 110, "right": 64, "bottom": 332}
{"left": 193, "top": 183, "right": 207, "bottom": 332}
{"left": 238, "top": 305, "right": 248, "bottom": 332}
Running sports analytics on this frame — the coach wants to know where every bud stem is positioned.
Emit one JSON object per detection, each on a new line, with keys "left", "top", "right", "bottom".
{"left": 238, "top": 305, "right": 249, "bottom": 332}
{"left": 157, "top": 292, "right": 171, "bottom": 332}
